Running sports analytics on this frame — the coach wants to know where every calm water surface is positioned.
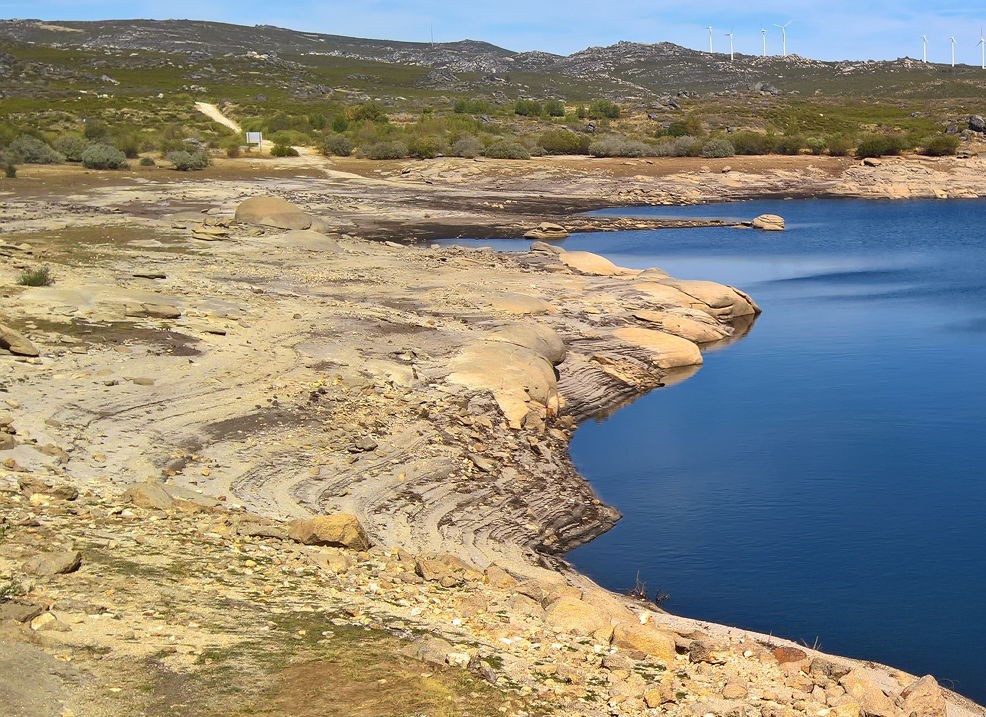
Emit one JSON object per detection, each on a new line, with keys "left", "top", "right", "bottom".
{"left": 449, "top": 199, "right": 986, "bottom": 701}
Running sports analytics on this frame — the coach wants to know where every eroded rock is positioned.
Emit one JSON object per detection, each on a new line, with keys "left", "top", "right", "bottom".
{"left": 287, "top": 514, "right": 371, "bottom": 551}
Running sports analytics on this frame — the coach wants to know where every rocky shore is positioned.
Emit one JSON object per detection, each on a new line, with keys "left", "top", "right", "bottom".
{"left": 2, "top": 155, "right": 984, "bottom": 716}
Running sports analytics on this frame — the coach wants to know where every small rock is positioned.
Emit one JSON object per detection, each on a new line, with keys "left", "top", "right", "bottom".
{"left": 722, "top": 682, "right": 749, "bottom": 699}
{"left": 22, "top": 550, "right": 82, "bottom": 576}
{"left": 123, "top": 481, "right": 175, "bottom": 510}
{"left": 0, "top": 323, "right": 40, "bottom": 357}
{"left": 287, "top": 514, "right": 371, "bottom": 550}
{"left": 30, "top": 612, "right": 71, "bottom": 632}
{"left": 899, "top": 675, "right": 947, "bottom": 717}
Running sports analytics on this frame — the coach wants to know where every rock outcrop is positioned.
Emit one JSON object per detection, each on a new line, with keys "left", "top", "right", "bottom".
{"left": 752, "top": 213, "right": 785, "bottom": 231}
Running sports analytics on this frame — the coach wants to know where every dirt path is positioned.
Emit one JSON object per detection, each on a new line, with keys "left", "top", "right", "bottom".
{"left": 194, "top": 101, "right": 242, "bottom": 134}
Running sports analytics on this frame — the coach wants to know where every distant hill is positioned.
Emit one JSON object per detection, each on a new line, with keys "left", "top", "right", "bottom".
{"left": 2, "top": 17, "right": 986, "bottom": 101}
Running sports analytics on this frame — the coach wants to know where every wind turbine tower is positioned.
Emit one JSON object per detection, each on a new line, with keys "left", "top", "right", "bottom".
{"left": 950, "top": 36, "right": 957, "bottom": 67}
{"left": 775, "top": 21, "right": 792, "bottom": 57}
{"left": 921, "top": 35, "right": 927, "bottom": 63}
{"left": 761, "top": 28, "right": 768, "bottom": 57}
{"left": 979, "top": 29, "right": 985, "bottom": 69}
{"left": 707, "top": 26, "right": 714, "bottom": 53}
{"left": 726, "top": 31, "right": 735, "bottom": 62}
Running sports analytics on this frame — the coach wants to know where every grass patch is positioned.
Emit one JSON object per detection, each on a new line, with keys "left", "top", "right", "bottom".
{"left": 17, "top": 265, "right": 54, "bottom": 286}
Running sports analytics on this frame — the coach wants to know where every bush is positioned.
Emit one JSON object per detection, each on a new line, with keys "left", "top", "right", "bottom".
{"left": 920, "top": 135, "right": 960, "bottom": 157}
{"left": 589, "top": 136, "right": 652, "bottom": 158}
{"left": 539, "top": 129, "right": 591, "bottom": 155}
{"left": 653, "top": 136, "right": 700, "bottom": 157}
{"left": 407, "top": 135, "right": 445, "bottom": 159}
{"left": 114, "top": 133, "right": 141, "bottom": 159}
{"left": 139, "top": 156, "right": 156, "bottom": 166}
{"left": 225, "top": 144, "right": 241, "bottom": 158}
{"left": 805, "top": 137, "right": 826, "bottom": 155}
{"left": 664, "top": 116, "right": 704, "bottom": 137}
{"left": 701, "top": 139, "right": 735, "bottom": 158}
{"left": 514, "top": 99, "right": 542, "bottom": 117}
{"left": 588, "top": 99, "right": 621, "bottom": 119}
{"left": 450, "top": 136, "right": 483, "bottom": 158}
{"left": 825, "top": 135, "right": 855, "bottom": 157}
{"left": 856, "top": 134, "right": 906, "bottom": 158}
{"left": 17, "top": 265, "right": 54, "bottom": 287}
{"left": 165, "top": 150, "right": 210, "bottom": 171}
{"left": 731, "top": 131, "right": 776, "bottom": 155}
{"left": 544, "top": 99, "right": 566, "bottom": 117}
{"left": 83, "top": 119, "right": 109, "bottom": 142}
{"left": 4, "top": 162, "right": 16, "bottom": 178}
{"left": 7, "top": 135, "right": 63, "bottom": 164}
{"left": 362, "top": 141, "right": 410, "bottom": 160}
{"left": 773, "top": 135, "right": 805, "bottom": 155}
{"left": 270, "top": 144, "right": 299, "bottom": 157}
{"left": 81, "top": 143, "right": 128, "bottom": 169}
{"left": 453, "top": 98, "right": 493, "bottom": 115}
{"left": 330, "top": 115, "right": 349, "bottom": 133}
{"left": 322, "top": 134, "right": 354, "bottom": 157}
{"left": 54, "top": 133, "right": 89, "bottom": 162}
{"left": 349, "top": 103, "right": 387, "bottom": 123}
{"left": 484, "top": 141, "right": 530, "bottom": 159}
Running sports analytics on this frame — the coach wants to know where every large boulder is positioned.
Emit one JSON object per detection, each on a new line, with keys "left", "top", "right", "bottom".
{"left": 448, "top": 341, "right": 559, "bottom": 428}
{"left": 415, "top": 553, "right": 483, "bottom": 585}
{"left": 287, "top": 514, "right": 371, "bottom": 551}
{"left": 524, "top": 222, "right": 570, "bottom": 241}
{"left": 560, "top": 251, "right": 625, "bottom": 276}
{"left": 22, "top": 550, "right": 82, "bottom": 576}
{"left": 0, "top": 324, "right": 40, "bottom": 357}
{"left": 488, "top": 323, "right": 566, "bottom": 364}
{"left": 969, "top": 115, "right": 986, "bottom": 133}
{"left": 632, "top": 309, "right": 730, "bottom": 344}
{"left": 752, "top": 214, "right": 785, "bottom": 231}
{"left": 657, "top": 279, "right": 761, "bottom": 319}
{"left": 234, "top": 197, "right": 313, "bottom": 230}
{"left": 123, "top": 481, "right": 175, "bottom": 510}
{"left": 839, "top": 669, "right": 897, "bottom": 717}
{"left": 899, "top": 675, "right": 947, "bottom": 717}
{"left": 612, "top": 327, "right": 703, "bottom": 369}
{"left": 611, "top": 622, "right": 677, "bottom": 664}
{"left": 543, "top": 597, "right": 609, "bottom": 636}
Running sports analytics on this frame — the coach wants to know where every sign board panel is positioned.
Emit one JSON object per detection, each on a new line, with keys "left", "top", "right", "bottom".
{"left": 245, "top": 131, "right": 263, "bottom": 146}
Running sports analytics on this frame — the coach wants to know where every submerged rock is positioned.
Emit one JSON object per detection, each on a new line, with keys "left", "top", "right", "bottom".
{"left": 752, "top": 214, "right": 785, "bottom": 231}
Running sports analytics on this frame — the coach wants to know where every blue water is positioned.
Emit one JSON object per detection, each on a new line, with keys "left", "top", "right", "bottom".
{"left": 447, "top": 199, "right": 986, "bottom": 702}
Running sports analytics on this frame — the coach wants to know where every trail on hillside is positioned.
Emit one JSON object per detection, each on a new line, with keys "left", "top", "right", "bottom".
{"left": 194, "top": 101, "right": 242, "bottom": 133}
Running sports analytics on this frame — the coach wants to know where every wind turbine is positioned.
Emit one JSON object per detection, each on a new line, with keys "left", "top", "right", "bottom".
{"left": 979, "top": 29, "right": 985, "bottom": 69}
{"left": 725, "top": 31, "right": 735, "bottom": 62}
{"left": 707, "top": 25, "right": 714, "bottom": 53}
{"left": 761, "top": 28, "right": 768, "bottom": 57}
{"left": 921, "top": 35, "right": 927, "bottom": 63}
{"left": 950, "top": 35, "right": 957, "bottom": 68}
{"left": 775, "top": 21, "right": 792, "bottom": 57}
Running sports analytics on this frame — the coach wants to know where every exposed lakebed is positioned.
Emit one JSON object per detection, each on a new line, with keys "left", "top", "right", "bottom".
{"left": 447, "top": 198, "right": 986, "bottom": 702}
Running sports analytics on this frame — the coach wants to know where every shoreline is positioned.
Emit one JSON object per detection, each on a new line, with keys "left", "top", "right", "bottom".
{"left": 1, "top": 155, "right": 984, "bottom": 715}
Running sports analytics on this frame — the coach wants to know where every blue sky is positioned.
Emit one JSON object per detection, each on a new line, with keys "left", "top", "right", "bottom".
{"left": 3, "top": 0, "right": 986, "bottom": 63}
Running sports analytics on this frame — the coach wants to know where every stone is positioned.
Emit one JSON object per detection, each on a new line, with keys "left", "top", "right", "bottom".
{"left": 310, "top": 547, "right": 355, "bottom": 573}
{"left": 559, "top": 250, "right": 625, "bottom": 276}
{"left": 644, "top": 685, "right": 676, "bottom": 708}
{"left": 722, "top": 682, "right": 749, "bottom": 699}
{"left": 403, "top": 635, "right": 455, "bottom": 667}
{"left": 611, "top": 622, "right": 676, "bottom": 664}
{"left": 827, "top": 703, "right": 862, "bottom": 717}
{"left": 272, "top": 229, "right": 341, "bottom": 252}
{"left": 862, "top": 157, "right": 883, "bottom": 167}
{"left": 0, "top": 323, "right": 40, "bottom": 357}
{"left": 809, "top": 657, "right": 852, "bottom": 682}
{"left": 123, "top": 481, "right": 175, "bottom": 510}
{"left": 0, "top": 602, "right": 43, "bottom": 623}
{"left": 656, "top": 279, "right": 761, "bottom": 319}
{"left": 752, "top": 214, "right": 785, "bottom": 231}
{"left": 234, "top": 197, "right": 313, "bottom": 230}
{"left": 487, "top": 323, "right": 566, "bottom": 364}
{"left": 288, "top": 514, "right": 370, "bottom": 550}
{"left": 22, "top": 550, "right": 82, "bottom": 576}
{"left": 839, "top": 669, "right": 897, "bottom": 717}
{"left": 29, "top": 612, "right": 70, "bottom": 632}
{"left": 899, "top": 675, "right": 947, "bottom": 717}
{"left": 969, "top": 115, "right": 986, "bottom": 133}
{"left": 124, "top": 303, "right": 181, "bottom": 319}
{"left": 543, "top": 596, "right": 609, "bottom": 636}
{"left": 0, "top": 434, "right": 15, "bottom": 450}
{"left": 484, "top": 565, "right": 518, "bottom": 589}
{"left": 689, "top": 640, "right": 727, "bottom": 664}
{"left": 529, "top": 240, "right": 565, "bottom": 255}
{"left": 632, "top": 310, "right": 730, "bottom": 344}
{"left": 773, "top": 646, "right": 808, "bottom": 664}
{"left": 490, "top": 292, "right": 554, "bottom": 315}
{"left": 414, "top": 553, "right": 482, "bottom": 584}
{"left": 523, "top": 222, "right": 570, "bottom": 241}
{"left": 612, "top": 327, "right": 703, "bottom": 369}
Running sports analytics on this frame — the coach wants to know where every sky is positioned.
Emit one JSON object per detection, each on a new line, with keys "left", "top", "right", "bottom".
{"left": 3, "top": 0, "right": 986, "bottom": 64}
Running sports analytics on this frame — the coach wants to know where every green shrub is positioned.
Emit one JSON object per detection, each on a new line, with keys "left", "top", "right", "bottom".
{"left": 362, "top": 141, "right": 410, "bottom": 160}
{"left": 81, "top": 143, "right": 128, "bottom": 169}
{"left": 919, "top": 135, "right": 960, "bottom": 157}
{"left": 544, "top": 99, "right": 566, "bottom": 117}
{"left": 83, "top": 119, "right": 110, "bottom": 142}
{"left": 654, "top": 136, "right": 700, "bottom": 157}
{"left": 7, "top": 135, "right": 63, "bottom": 164}
{"left": 453, "top": 98, "right": 493, "bottom": 115}
{"left": 225, "top": 144, "right": 241, "bottom": 158}
{"left": 270, "top": 144, "right": 299, "bottom": 157}
{"left": 701, "top": 139, "right": 735, "bottom": 158}
{"left": 407, "top": 135, "right": 444, "bottom": 159}
{"left": 309, "top": 113, "right": 327, "bottom": 131}
{"left": 731, "top": 131, "right": 776, "bottom": 155}
{"left": 588, "top": 99, "right": 621, "bottom": 119}
{"left": 17, "top": 265, "right": 54, "bottom": 286}
{"left": 805, "top": 137, "right": 826, "bottom": 155}
{"left": 825, "top": 135, "right": 855, "bottom": 156}
{"left": 514, "top": 99, "right": 542, "bottom": 117}
{"left": 589, "top": 136, "right": 652, "bottom": 158}
{"left": 330, "top": 115, "right": 349, "bottom": 133}
{"left": 450, "top": 136, "right": 483, "bottom": 158}
{"left": 539, "top": 129, "right": 591, "bottom": 155}
{"left": 4, "top": 162, "right": 15, "bottom": 178}
{"left": 322, "top": 134, "right": 354, "bottom": 157}
{"left": 484, "top": 141, "right": 530, "bottom": 159}
{"left": 114, "top": 133, "right": 141, "bottom": 159}
{"left": 139, "top": 156, "right": 156, "bottom": 166}
{"left": 773, "top": 135, "right": 805, "bottom": 155}
{"left": 349, "top": 103, "right": 387, "bottom": 123}
{"left": 54, "top": 133, "right": 89, "bottom": 162}
{"left": 165, "top": 150, "right": 210, "bottom": 170}
{"left": 856, "top": 134, "right": 906, "bottom": 158}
